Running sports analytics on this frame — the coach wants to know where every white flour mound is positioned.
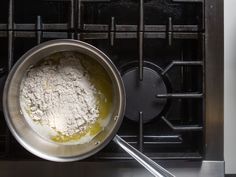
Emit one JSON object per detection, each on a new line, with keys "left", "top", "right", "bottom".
{"left": 20, "top": 52, "right": 99, "bottom": 136}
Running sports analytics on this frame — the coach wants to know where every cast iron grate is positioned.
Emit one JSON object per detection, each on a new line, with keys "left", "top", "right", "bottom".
{"left": 0, "top": 0, "right": 204, "bottom": 160}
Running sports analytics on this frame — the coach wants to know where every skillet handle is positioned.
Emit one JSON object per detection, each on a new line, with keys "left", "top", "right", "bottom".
{"left": 113, "top": 135, "right": 176, "bottom": 177}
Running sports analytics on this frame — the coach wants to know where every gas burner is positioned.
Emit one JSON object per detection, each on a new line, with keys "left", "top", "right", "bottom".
{"left": 121, "top": 62, "right": 170, "bottom": 123}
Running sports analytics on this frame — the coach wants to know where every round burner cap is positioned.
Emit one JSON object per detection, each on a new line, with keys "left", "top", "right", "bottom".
{"left": 122, "top": 62, "right": 169, "bottom": 123}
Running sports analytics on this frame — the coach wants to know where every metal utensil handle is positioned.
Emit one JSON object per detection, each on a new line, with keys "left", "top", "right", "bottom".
{"left": 113, "top": 135, "right": 176, "bottom": 177}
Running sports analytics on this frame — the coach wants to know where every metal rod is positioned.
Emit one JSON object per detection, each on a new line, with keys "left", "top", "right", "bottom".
{"left": 120, "top": 135, "right": 182, "bottom": 139}
{"left": 8, "top": 0, "right": 13, "bottom": 31}
{"left": 8, "top": 0, "right": 14, "bottom": 71}
{"left": 110, "top": 16, "right": 115, "bottom": 46}
{"left": 74, "top": 0, "right": 78, "bottom": 39}
{"left": 139, "top": 0, "right": 144, "bottom": 31}
{"left": 125, "top": 141, "right": 182, "bottom": 145}
{"left": 172, "top": 0, "right": 204, "bottom": 2}
{"left": 168, "top": 17, "right": 172, "bottom": 46}
{"left": 118, "top": 135, "right": 183, "bottom": 145}
{"left": 0, "top": 23, "right": 200, "bottom": 32}
{"left": 0, "top": 29, "right": 202, "bottom": 39}
{"left": 70, "top": 0, "right": 78, "bottom": 39}
{"left": 170, "top": 61, "right": 203, "bottom": 65}
{"left": 36, "top": 16, "right": 42, "bottom": 44}
{"left": 113, "top": 135, "right": 175, "bottom": 177}
{"left": 69, "top": 0, "right": 75, "bottom": 39}
{"left": 156, "top": 93, "right": 203, "bottom": 98}
{"left": 139, "top": 112, "right": 143, "bottom": 152}
{"left": 70, "top": 0, "right": 75, "bottom": 29}
{"left": 161, "top": 116, "right": 203, "bottom": 131}
{"left": 77, "top": 0, "right": 81, "bottom": 29}
{"left": 139, "top": 0, "right": 144, "bottom": 81}
{"left": 162, "top": 61, "right": 203, "bottom": 75}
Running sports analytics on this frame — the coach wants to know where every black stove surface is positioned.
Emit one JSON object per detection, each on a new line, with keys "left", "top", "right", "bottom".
{"left": 0, "top": 0, "right": 205, "bottom": 160}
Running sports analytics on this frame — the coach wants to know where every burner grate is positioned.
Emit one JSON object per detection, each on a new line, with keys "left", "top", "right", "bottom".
{"left": 0, "top": 0, "right": 205, "bottom": 160}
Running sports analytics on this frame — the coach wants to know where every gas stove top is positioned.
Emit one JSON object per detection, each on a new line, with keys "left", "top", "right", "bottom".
{"left": 0, "top": 0, "right": 224, "bottom": 176}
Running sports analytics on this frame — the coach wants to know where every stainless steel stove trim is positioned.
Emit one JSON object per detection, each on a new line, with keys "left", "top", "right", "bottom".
{"left": 0, "top": 160, "right": 224, "bottom": 177}
{"left": 205, "top": 0, "right": 224, "bottom": 161}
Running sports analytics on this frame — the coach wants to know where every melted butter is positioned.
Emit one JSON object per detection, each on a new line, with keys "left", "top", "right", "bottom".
{"left": 51, "top": 53, "right": 113, "bottom": 144}
{"left": 51, "top": 120, "right": 103, "bottom": 143}
{"left": 26, "top": 108, "right": 32, "bottom": 116}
